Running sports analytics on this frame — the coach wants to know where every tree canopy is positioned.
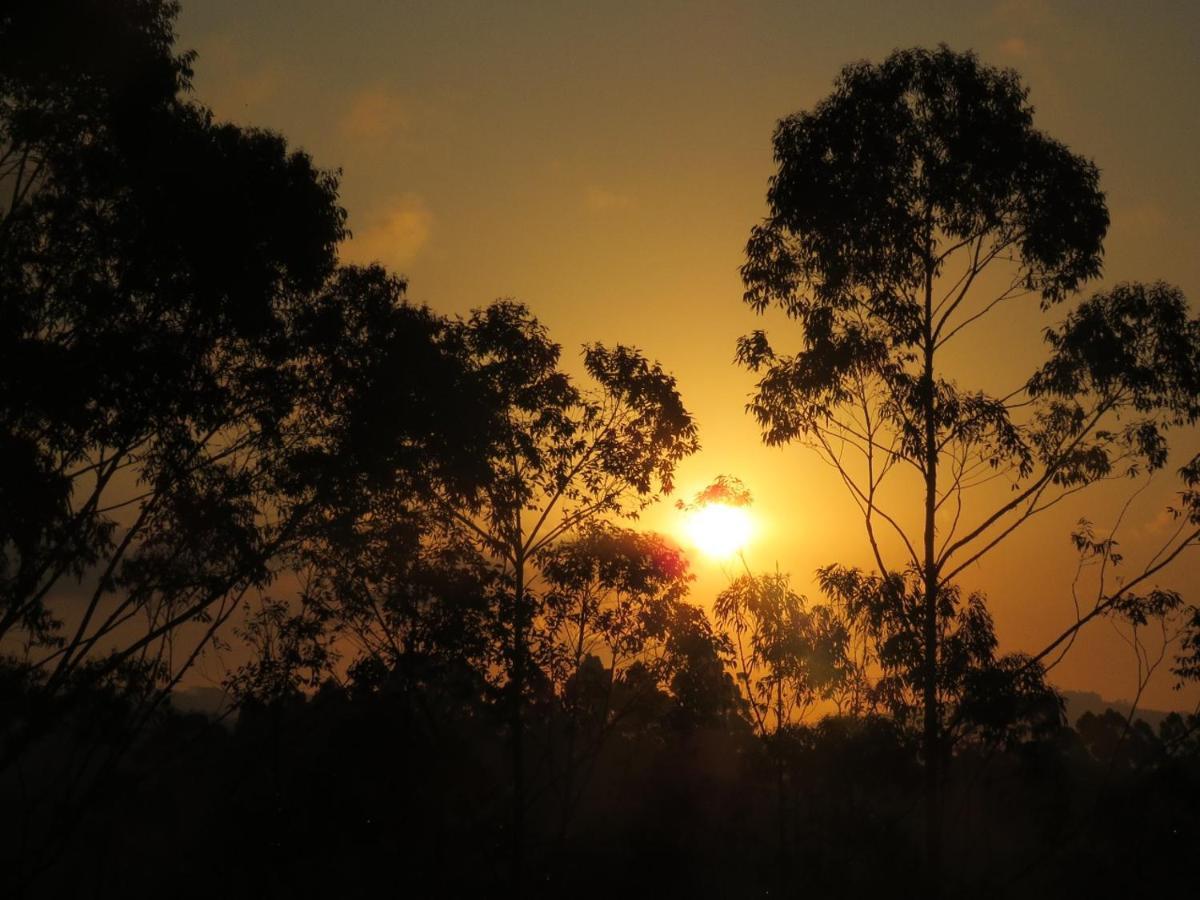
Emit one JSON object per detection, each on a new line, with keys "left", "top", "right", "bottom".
{"left": 0, "top": 0, "right": 496, "bottom": 764}
{"left": 737, "top": 44, "right": 1200, "bottom": 874}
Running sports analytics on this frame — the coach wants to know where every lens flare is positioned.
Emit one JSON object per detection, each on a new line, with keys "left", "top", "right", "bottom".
{"left": 686, "top": 503, "right": 752, "bottom": 558}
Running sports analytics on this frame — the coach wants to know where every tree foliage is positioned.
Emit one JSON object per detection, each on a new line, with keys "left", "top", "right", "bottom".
{"left": 0, "top": 1, "right": 496, "bottom": 777}
{"left": 818, "top": 564, "right": 1063, "bottom": 748}
{"left": 737, "top": 44, "right": 1200, "bottom": 867}
{"left": 714, "top": 571, "right": 848, "bottom": 734}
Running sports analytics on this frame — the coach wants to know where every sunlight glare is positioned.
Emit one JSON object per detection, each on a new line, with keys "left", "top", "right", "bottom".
{"left": 686, "top": 503, "right": 753, "bottom": 559}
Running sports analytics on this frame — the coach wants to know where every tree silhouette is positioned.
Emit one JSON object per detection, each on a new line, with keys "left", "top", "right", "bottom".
{"left": 737, "top": 45, "right": 1200, "bottom": 878}
{"left": 227, "top": 266, "right": 504, "bottom": 711}
{"left": 0, "top": 5, "right": 499, "bottom": 885}
{"left": 540, "top": 523, "right": 722, "bottom": 837}
{"left": 714, "top": 571, "right": 848, "bottom": 736}
{"left": 818, "top": 564, "right": 1062, "bottom": 749}
{"left": 1, "top": 0, "right": 338, "bottom": 701}
{"left": 394, "top": 300, "right": 699, "bottom": 887}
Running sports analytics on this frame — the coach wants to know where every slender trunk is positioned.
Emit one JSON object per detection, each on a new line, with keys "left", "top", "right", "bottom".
{"left": 921, "top": 255, "right": 942, "bottom": 890}
{"left": 775, "top": 680, "right": 787, "bottom": 894}
{"left": 510, "top": 548, "right": 527, "bottom": 891}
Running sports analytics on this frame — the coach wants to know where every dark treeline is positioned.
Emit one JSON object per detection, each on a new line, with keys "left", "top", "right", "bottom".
{"left": 11, "top": 660, "right": 1200, "bottom": 898}
{"left": 3, "top": 2, "right": 1200, "bottom": 898}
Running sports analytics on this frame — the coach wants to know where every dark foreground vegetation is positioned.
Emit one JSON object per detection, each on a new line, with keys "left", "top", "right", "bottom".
{"left": 11, "top": 678, "right": 1200, "bottom": 898}
{"left": 3, "top": 2, "right": 1200, "bottom": 897}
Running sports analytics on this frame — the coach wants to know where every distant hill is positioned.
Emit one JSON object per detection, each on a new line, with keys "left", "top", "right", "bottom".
{"left": 1060, "top": 689, "right": 1176, "bottom": 732}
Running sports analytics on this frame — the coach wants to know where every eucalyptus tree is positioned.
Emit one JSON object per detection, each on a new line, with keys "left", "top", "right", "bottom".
{"left": 0, "top": 0, "right": 344, "bottom": 722}
{"left": 540, "top": 523, "right": 710, "bottom": 834}
{"left": 0, "top": 1, "right": 321, "bottom": 884}
{"left": 0, "top": 0, "right": 491, "bottom": 778}
{"left": 737, "top": 45, "right": 1200, "bottom": 871}
{"left": 427, "top": 300, "right": 699, "bottom": 884}
{"left": 676, "top": 476, "right": 849, "bottom": 732}
{"left": 0, "top": 3, "right": 502, "bottom": 884}
{"left": 817, "top": 565, "right": 1062, "bottom": 749}
{"left": 541, "top": 525, "right": 694, "bottom": 716}
{"left": 225, "top": 265, "right": 500, "bottom": 709}
{"left": 713, "top": 571, "right": 848, "bottom": 736}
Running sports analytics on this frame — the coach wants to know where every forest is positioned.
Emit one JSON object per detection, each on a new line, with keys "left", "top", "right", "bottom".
{"left": 2, "top": 2, "right": 1200, "bottom": 898}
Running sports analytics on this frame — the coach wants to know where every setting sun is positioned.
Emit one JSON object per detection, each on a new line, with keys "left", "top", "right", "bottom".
{"left": 686, "top": 503, "right": 753, "bottom": 558}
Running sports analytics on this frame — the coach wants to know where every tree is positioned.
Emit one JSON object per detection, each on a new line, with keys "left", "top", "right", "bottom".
{"left": 817, "top": 564, "right": 1062, "bottom": 749}
{"left": 1, "top": 0, "right": 337, "bottom": 697}
{"left": 0, "top": 7, "right": 497, "bottom": 885}
{"left": 737, "top": 45, "right": 1200, "bottom": 876}
{"left": 714, "top": 571, "right": 848, "bottom": 736}
{"left": 353, "top": 299, "right": 699, "bottom": 886}
{"left": 249, "top": 265, "right": 504, "bottom": 700}
{"left": 540, "top": 522, "right": 711, "bottom": 836}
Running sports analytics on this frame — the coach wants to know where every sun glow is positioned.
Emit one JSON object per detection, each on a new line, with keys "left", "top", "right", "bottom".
{"left": 686, "top": 503, "right": 753, "bottom": 559}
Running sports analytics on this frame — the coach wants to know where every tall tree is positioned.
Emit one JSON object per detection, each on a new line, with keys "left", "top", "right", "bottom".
{"left": 0, "top": 3, "right": 500, "bottom": 884}
{"left": 0, "top": 0, "right": 336, "bottom": 684}
{"left": 0, "top": 0, "right": 491, "bottom": 784}
{"left": 737, "top": 45, "right": 1200, "bottom": 877}
{"left": 432, "top": 300, "right": 699, "bottom": 886}
{"left": 540, "top": 522, "right": 707, "bottom": 836}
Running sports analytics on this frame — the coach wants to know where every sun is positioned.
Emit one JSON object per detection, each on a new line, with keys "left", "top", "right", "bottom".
{"left": 686, "top": 503, "right": 753, "bottom": 559}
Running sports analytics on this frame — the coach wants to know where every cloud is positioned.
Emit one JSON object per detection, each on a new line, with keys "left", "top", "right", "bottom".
{"left": 341, "top": 195, "right": 431, "bottom": 270}
{"left": 997, "top": 37, "right": 1032, "bottom": 58}
{"left": 584, "top": 185, "right": 635, "bottom": 212}
{"left": 338, "top": 87, "right": 407, "bottom": 144}
{"left": 1142, "top": 507, "right": 1178, "bottom": 537}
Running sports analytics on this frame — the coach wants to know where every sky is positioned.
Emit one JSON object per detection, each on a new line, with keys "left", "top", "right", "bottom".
{"left": 176, "top": 0, "right": 1200, "bottom": 711}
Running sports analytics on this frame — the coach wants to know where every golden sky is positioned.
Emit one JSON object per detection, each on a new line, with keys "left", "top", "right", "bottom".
{"left": 178, "top": 0, "right": 1200, "bottom": 711}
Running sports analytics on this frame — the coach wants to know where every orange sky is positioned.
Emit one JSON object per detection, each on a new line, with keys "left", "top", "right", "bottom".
{"left": 177, "top": 0, "right": 1200, "bottom": 711}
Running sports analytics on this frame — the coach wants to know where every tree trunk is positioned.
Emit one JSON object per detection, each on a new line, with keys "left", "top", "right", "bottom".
{"left": 921, "top": 256, "right": 942, "bottom": 891}
{"left": 775, "top": 680, "right": 788, "bottom": 894}
{"left": 510, "top": 550, "right": 527, "bottom": 891}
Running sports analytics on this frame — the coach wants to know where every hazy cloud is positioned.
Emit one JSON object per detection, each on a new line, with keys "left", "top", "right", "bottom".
{"left": 997, "top": 36, "right": 1032, "bottom": 58}
{"left": 338, "top": 87, "right": 407, "bottom": 144}
{"left": 341, "top": 195, "right": 432, "bottom": 270}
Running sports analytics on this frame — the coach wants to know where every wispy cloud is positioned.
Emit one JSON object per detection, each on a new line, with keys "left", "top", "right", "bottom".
{"left": 997, "top": 36, "right": 1032, "bottom": 58}
{"left": 338, "top": 87, "right": 407, "bottom": 144}
{"left": 341, "top": 195, "right": 432, "bottom": 270}
{"left": 990, "top": 0, "right": 1059, "bottom": 61}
